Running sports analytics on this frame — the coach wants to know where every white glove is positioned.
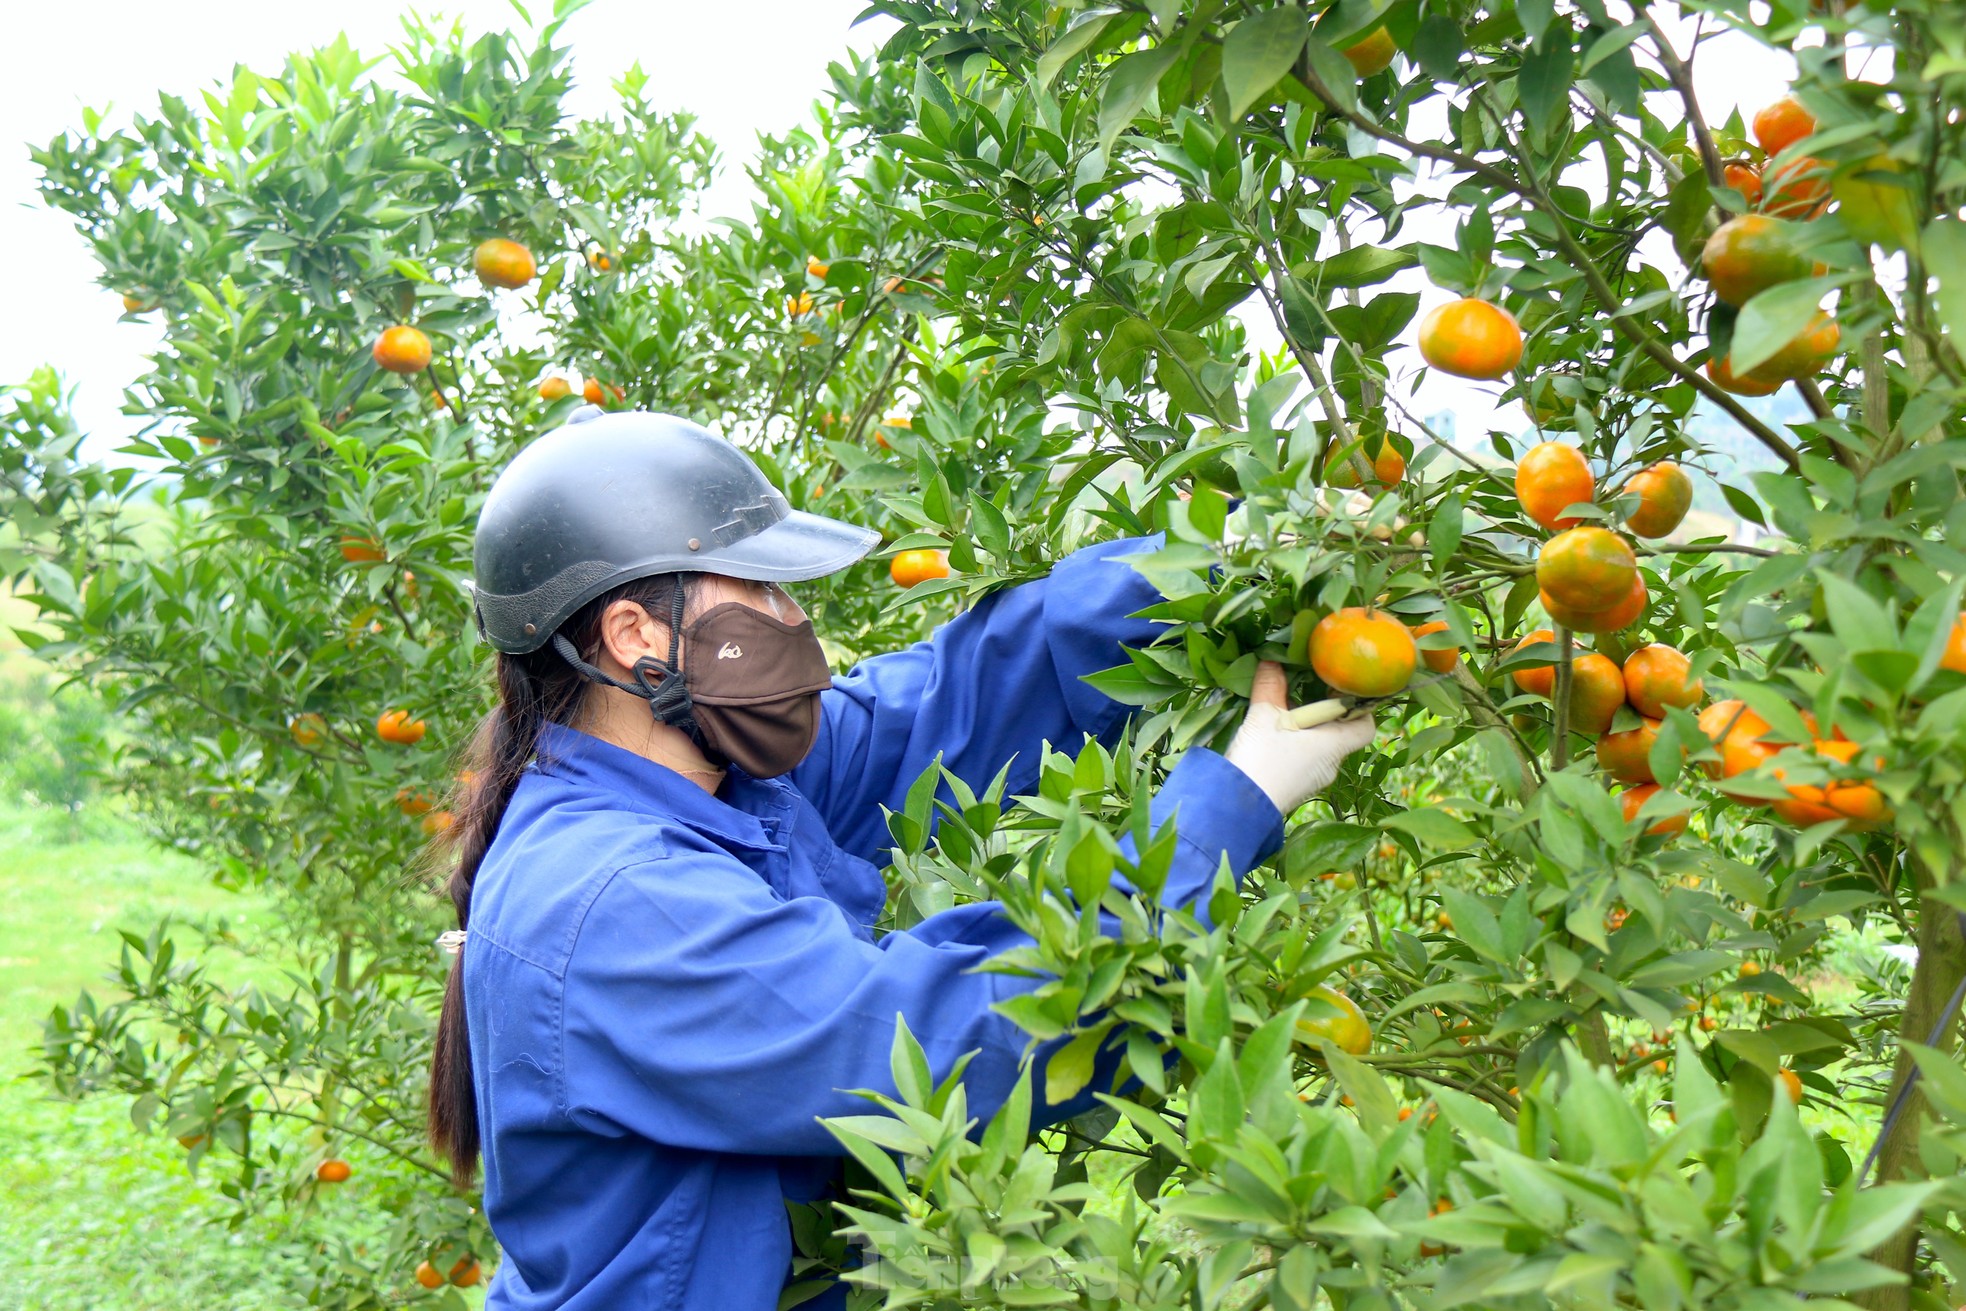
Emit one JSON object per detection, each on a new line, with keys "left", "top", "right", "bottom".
{"left": 1224, "top": 660, "right": 1378, "bottom": 816}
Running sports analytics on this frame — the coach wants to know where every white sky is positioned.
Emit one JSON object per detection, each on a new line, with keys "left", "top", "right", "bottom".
{"left": 0, "top": 2, "right": 1796, "bottom": 457}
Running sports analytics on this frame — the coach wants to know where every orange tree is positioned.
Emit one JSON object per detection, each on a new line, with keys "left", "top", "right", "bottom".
{"left": 6, "top": 0, "right": 1966, "bottom": 1305}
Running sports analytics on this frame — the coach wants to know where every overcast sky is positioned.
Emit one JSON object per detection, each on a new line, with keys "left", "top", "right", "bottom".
{"left": 0, "top": 1, "right": 1798, "bottom": 460}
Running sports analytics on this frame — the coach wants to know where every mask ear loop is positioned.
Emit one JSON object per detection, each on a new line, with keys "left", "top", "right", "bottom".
{"left": 551, "top": 578, "right": 700, "bottom": 734}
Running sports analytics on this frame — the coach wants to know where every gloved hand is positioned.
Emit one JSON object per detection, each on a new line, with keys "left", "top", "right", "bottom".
{"left": 1224, "top": 660, "right": 1377, "bottom": 816}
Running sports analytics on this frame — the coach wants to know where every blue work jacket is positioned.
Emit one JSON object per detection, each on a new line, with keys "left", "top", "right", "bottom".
{"left": 463, "top": 535, "right": 1286, "bottom": 1309}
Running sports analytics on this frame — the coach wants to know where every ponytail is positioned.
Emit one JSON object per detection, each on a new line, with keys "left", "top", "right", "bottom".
{"left": 427, "top": 572, "right": 686, "bottom": 1184}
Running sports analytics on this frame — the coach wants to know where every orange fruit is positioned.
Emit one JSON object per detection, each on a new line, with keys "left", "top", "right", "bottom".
{"left": 1538, "top": 527, "right": 1638, "bottom": 613}
{"left": 1943, "top": 613, "right": 1966, "bottom": 675}
{"left": 1706, "top": 354, "right": 1783, "bottom": 397}
{"left": 584, "top": 241, "right": 612, "bottom": 272}
{"left": 1567, "top": 652, "right": 1627, "bottom": 736}
{"left": 785, "top": 290, "right": 815, "bottom": 318}
{"left": 1511, "top": 629, "right": 1561, "bottom": 696}
{"left": 1753, "top": 97, "right": 1817, "bottom": 157}
{"left": 121, "top": 293, "right": 153, "bottom": 313}
{"left": 376, "top": 709, "right": 427, "bottom": 746}
{"left": 316, "top": 1159, "right": 352, "bottom": 1183}
{"left": 177, "top": 1133, "right": 207, "bottom": 1149}
{"left": 1597, "top": 717, "right": 1662, "bottom": 783}
{"left": 472, "top": 237, "right": 536, "bottom": 290}
{"left": 1698, "top": 700, "right": 1779, "bottom": 791}
{"left": 1744, "top": 311, "right": 1840, "bottom": 382}
{"left": 1294, "top": 984, "right": 1372, "bottom": 1055}
{"left": 420, "top": 809, "right": 455, "bottom": 837}
{"left": 1765, "top": 156, "right": 1831, "bottom": 219}
{"left": 1699, "top": 1014, "right": 1719, "bottom": 1031}
{"left": 395, "top": 787, "right": 436, "bottom": 816}
{"left": 1775, "top": 1067, "right": 1803, "bottom": 1102}
{"left": 289, "top": 713, "right": 327, "bottom": 749}
{"left": 1544, "top": 574, "right": 1647, "bottom": 634}
{"left": 582, "top": 377, "right": 623, "bottom": 407}
{"left": 1310, "top": 607, "right": 1419, "bottom": 698}
{"left": 339, "top": 536, "right": 386, "bottom": 564}
{"left": 449, "top": 1258, "right": 482, "bottom": 1288}
{"left": 1770, "top": 738, "right": 1891, "bottom": 830}
{"left": 890, "top": 549, "right": 951, "bottom": 588}
{"left": 1702, "top": 215, "right": 1814, "bottom": 307}
{"left": 371, "top": 325, "right": 432, "bottom": 374}
{"left": 1622, "top": 463, "right": 1693, "bottom": 539}
{"left": 1418, "top": 298, "right": 1524, "bottom": 380}
{"left": 806, "top": 255, "right": 830, "bottom": 280}
{"left": 1619, "top": 783, "right": 1688, "bottom": 836}
{"left": 1515, "top": 442, "right": 1595, "bottom": 531}
{"left": 1409, "top": 620, "right": 1460, "bottom": 674}
{"left": 1723, "top": 162, "right": 1763, "bottom": 206}
{"left": 1739, "top": 960, "right": 1762, "bottom": 977}
{"left": 538, "top": 376, "right": 572, "bottom": 401}
{"left": 1325, "top": 435, "right": 1406, "bottom": 487}
{"left": 1341, "top": 27, "right": 1398, "bottom": 77}
{"left": 1624, "top": 644, "right": 1703, "bottom": 718}
{"left": 415, "top": 1262, "right": 445, "bottom": 1290}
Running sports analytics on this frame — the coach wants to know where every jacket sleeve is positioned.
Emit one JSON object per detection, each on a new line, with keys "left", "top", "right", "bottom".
{"left": 791, "top": 535, "right": 1169, "bottom": 868}
{"left": 561, "top": 747, "right": 1283, "bottom": 1157}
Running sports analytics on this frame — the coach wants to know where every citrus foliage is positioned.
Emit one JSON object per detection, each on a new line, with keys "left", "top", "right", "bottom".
{"left": 6, "top": 0, "right": 1966, "bottom": 1306}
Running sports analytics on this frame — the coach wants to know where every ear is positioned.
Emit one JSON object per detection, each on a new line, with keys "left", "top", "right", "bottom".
{"left": 595, "top": 599, "right": 670, "bottom": 677}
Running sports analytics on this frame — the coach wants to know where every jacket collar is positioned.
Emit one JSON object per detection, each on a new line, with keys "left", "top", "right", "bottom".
{"left": 535, "top": 721, "right": 782, "bottom": 850}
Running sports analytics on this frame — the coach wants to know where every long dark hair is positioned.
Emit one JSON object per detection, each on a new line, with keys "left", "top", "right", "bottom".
{"left": 428, "top": 572, "right": 687, "bottom": 1184}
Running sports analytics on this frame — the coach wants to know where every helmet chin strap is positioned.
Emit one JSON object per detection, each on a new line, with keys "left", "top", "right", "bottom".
{"left": 551, "top": 584, "right": 703, "bottom": 742}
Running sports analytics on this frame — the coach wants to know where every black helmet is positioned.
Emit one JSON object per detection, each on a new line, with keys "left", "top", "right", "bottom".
{"left": 472, "top": 409, "right": 879, "bottom": 653}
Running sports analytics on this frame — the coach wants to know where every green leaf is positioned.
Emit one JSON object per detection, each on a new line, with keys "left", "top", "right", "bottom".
{"left": 1730, "top": 276, "right": 1839, "bottom": 376}
{"left": 1925, "top": 217, "right": 1966, "bottom": 343}
{"left": 1098, "top": 46, "right": 1177, "bottom": 151}
{"left": 1440, "top": 888, "right": 1506, "bottom": 963}
{"left": 1384, "top": 808, "right": 1476, "bottom": 847}
{"left": 1410, "top": 14, "right": 1465, "bottom": 79}
{"left": 1517, "top": 39, "right": 1574, "bottom": 138}
{"left": 1036, "top": 12, "right": 1119, "bottom": 88}
{"left": 1222, "top": 7, "right": 1308, "bottom": 118}
{"left": 1044, "top": 1026, "right": 1107, "bottom": 1105}
{"left": 1318, "top": 245, "right": 1418, "bottom": 290}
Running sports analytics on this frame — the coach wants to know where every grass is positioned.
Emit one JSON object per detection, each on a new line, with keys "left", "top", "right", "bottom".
{"left": 0, "top": 804, "right": 394, "bottom": 1310}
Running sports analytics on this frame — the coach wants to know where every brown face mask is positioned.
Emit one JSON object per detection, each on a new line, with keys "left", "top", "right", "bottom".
{"left": 677, "top": 603, "right": 834, "bottom": 778}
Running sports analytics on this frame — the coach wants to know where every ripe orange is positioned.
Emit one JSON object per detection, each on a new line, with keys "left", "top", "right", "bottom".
{"left": 1597, "top": 717, "right": 1662, "bottom": 783}
{"left": 473, "top": 237, "right": 536, "bottom": 290}
{"left": 420, "top": 809, "right": 455, "bottom": 837}
{"left": 1515, "top": 442, "right": 1595, "bottom": 531}
{"left": 1620, "top": 783, "right": 1688, "bottom": 836}
{"left": 1765, "top": 156, "right": 1831, "bottom": 219}
{"left": 1723, "top": 162, "right": 1763, "bottom": 206}
{"left": 1770, "top": 738, "right": 1891, "bottom": 830}
{"left": 1624, "top": 644, "right": 1703, "bottom": 718}
{"left": 1622, "top": 463, "right": 1693, "bottom": 539}
{"left": 890, "top": 549, "right": 951, "bottom": 588}
{"left": 371, "top": 325, "right": 432, "bottom": 374}
{"left": 1543, "top": 574, "right": 1647, "bottom": 633}
{"left": 1775, "top": 1067, "right": 1804, "bottom": 1102}
{"left": 1341, "top": 27, "right": 1397, "bottom": 77}
{"left": 1310, "top": 607, "right": 1419, "bottom": 698}
{"left": 1567, "top": 653, "right": 1627, "bottom": 736}
{"left": 396, "top": 787, "right": 436, "bottom": 817}
{"left": 584, "top": 241, "right": 612, "bottom": 272}
{"left": 1325, "top": 435, "right": 1406, "bottom": 488}
{"left": 316, "top": 1159, "right": 352, "bottom": 1183}
{"left": 1706, "top": 354, "right": 1783, "bottom": 397}
{"left": 289, "top": 713, "right": 327, "bottom": 749}
{"left": 450, "top": 1258, "right": 482, "bottom": 1288}
{"left": 806, "top": 254, "right": 830, "bottom": 280}
{"left": 1753, "top": 97, "right": 1817, "bottom": 157}
{"left": 1294, "top": 984, "right": 1372, "bottom": 1054}
{"left": 1418, "top": 298, "right": 1523, "bottom": 380}
{"left": 376, "top": 709, "right": 427, "bottom": 746}
{"left": 1943, "top": 613, "right": 1966, "bottom": 675}
{"left": 786, "top": 290, "right": 815, "bottom": 318}
{"left": 1538, "top": 527, "right": 1638, "bottom": 613}
{"left": 1698, "top": 700, "right": 1779, "bottom": 791}
{"left": 1511, "top": 629, "right": 1561, "bottom": 696}
{"left": 1702, "top": 215, "right": 1814, "bottom": 307}
{"left": 1699, "top": 1014, "right": 1719, "bottom": 1031}
{"left": 340, "top": 536, "right": 386, "bottom": 564}
{"left": 121, "top": 292, "right": 153, "bottom": 313}
{"left": 538, "top": 376, "right": 572, "bottom": 401}
{"left": 1739, "top": 960, "right": 1762, "bottom": 977}
{"left": 1408, "top": 621, "right": 1460, "bottom": 674}
{"left": 415, "top": 1262, "right": 446, "bottom": 1290}
{"left": 1747, "top": 311, "right": 1840, "bottom": 381}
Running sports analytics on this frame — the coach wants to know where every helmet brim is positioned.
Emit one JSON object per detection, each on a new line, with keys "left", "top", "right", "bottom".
{"left": 699, "top": 509, "right": 881, "bottom": 583}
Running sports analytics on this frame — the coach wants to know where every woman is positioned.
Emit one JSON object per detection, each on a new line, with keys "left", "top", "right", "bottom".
{"left": 430, "top": 410, "right": 1374, "bottom": 1309}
